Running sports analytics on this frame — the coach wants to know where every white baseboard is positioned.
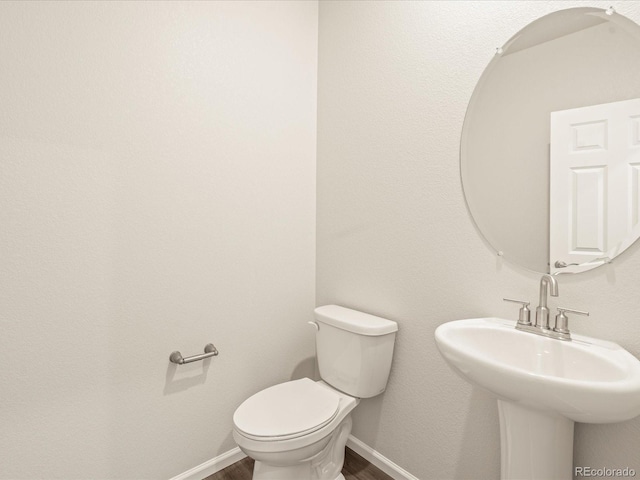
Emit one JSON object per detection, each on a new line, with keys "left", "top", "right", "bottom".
{"left": 169, "top": 446, "right": 247, "bottom": 480}
{"left": 170, "top": 436, "right": 416, "bottom": 480}
{"left": 346, "top": 435, "right": 419, "bottom": 480}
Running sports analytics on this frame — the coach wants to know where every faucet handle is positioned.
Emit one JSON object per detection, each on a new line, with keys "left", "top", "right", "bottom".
{"left": 554, "top": 307, "right": 589, "bottom": 336}
{"left": 503, "top": 298, "right": 531, "bottom": 326}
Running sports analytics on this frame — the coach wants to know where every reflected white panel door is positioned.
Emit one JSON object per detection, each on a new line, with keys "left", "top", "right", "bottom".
{"left": 550, "top": 98, "right": 640, "bottom": 274}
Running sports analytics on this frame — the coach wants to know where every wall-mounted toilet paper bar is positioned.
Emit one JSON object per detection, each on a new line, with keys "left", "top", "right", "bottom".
{"left": 169, "top": 343, "right": 219, "bottom": 364}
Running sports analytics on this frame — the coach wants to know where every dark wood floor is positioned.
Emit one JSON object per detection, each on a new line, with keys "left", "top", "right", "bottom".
{"left": 204, "top": 447, "right": 394, "bottom": 480}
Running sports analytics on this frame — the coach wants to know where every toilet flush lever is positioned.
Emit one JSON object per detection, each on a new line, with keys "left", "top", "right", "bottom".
{"left": 307, "top": 321, "right": 319, "bottom": 331}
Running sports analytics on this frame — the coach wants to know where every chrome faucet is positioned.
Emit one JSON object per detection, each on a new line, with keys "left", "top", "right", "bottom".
{"left": 503, "top": 274, "right": 589, "bottom": 341}
{"left": 535, "top": 274, "right": 558, "bottom": 329}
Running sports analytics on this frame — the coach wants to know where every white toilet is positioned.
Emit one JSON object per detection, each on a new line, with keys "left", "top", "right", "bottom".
{"left": 232, "top": 305, "right": 398, "bottom": 480}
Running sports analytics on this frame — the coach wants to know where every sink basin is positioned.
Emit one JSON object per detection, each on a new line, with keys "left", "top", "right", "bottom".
{"left": 435, "top": 318, "right": 640, "bottom": 480}
{"left": 435, "top": 317, "right": 640, "bottom": 423}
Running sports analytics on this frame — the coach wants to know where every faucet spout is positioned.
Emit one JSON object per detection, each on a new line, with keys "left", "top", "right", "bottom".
{"left": 536, "top": 274, "right": 559, "bottom": 328}
{"left": 539, "top": 274, "right": 558, "bottom": 305}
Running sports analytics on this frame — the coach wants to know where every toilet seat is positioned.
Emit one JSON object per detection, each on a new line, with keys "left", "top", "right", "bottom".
{"left": 233, "top": 378, "right": 340, "bottom": 441}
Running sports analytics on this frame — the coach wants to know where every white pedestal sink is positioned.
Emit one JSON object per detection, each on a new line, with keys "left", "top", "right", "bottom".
{"left": 435, "top": 318, "right": 640, "bottom": 480}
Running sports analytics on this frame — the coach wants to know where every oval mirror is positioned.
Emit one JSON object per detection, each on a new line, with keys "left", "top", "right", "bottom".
{"left": 461, "top": 7, "right": 640, "bottom": 274}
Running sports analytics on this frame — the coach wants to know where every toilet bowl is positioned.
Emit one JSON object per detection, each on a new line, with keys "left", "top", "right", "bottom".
{"left": 233, "top": 379, "right": 359, "bottom": 480}
{"left": 232, "top": 305, "right": 398, "bottom": 480}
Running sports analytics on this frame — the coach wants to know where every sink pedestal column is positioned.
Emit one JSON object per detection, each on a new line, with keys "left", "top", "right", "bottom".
{"left": 497, "top": 400, "right": 574, "bottom": 480}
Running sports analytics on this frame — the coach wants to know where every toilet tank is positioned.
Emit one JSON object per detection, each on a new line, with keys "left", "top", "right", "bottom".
{"left": 314, "top": 305, "right": 398, "bottom": 398}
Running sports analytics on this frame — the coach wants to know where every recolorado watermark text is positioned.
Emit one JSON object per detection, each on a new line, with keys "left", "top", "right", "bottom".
{"left": 575, "top": 467, "right": 636, "bottom": 477}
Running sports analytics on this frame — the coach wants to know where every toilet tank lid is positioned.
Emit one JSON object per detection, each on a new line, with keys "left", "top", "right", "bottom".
{"left": 314, "top": 305, "right": 398, "bottom": 336}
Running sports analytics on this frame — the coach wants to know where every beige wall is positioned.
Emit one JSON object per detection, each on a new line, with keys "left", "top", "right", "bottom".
{"left": 317, "top": 1, "right": 640, "bottom": 479}
{"left": 0, "top": 1, "right": 317, "bottom": 478}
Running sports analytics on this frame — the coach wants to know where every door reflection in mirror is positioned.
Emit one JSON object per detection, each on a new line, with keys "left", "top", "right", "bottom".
{"left": 550, "top": 98, "right": 640, "bottom": 274}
